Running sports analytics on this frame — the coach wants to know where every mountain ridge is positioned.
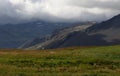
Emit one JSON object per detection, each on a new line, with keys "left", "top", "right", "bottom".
{"left": 26, "top": 14, "right": 120, "bottom": 50}
{"left": 0, "top": 21, "right": 72, "bottom": 48}
{"left": 26, "top": 22, "right": 96, "bottom": 49}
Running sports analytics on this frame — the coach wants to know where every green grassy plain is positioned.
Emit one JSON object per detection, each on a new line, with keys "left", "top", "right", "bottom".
{"left": 0, "top": 46, "right": 120, "bottom": 76}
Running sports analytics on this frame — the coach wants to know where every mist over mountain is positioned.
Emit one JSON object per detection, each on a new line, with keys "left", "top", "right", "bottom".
{"left": 0, "top": 0, "right": 120, "bottom": 24}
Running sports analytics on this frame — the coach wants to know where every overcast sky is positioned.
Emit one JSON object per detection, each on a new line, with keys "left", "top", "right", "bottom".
{"left": 0, "top": 0, "right": 120, "bottom": 24}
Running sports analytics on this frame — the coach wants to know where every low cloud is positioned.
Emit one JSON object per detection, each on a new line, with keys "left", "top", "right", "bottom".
{"left": 0, "top": 0, "right": 120, "bottom": 23}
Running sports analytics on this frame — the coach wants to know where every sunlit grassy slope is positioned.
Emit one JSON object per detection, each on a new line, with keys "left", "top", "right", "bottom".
{"left": 0, "top": 45, "right": 120, "bottom": 76}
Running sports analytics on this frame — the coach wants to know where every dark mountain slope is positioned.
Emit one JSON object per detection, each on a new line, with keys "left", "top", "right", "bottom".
{"left": 27, "top": 14, "right": 120, "bottom": 50}
{"left": 87, "top": 14, "right": 120, "bottom": 32}
{"left": 0, "top": 21, "right": 72, "bottom": 48}
{"left": 18, "top": 36, "right": 50, "bottom": 49}
{"left": 0, "top": 28, "right": 21, "bottom": 48}
{"left": 27, "top": 22, "right": 95, "bottom": 49}
{"left": 86, "top": 14, "right": 120, "bottom": 43}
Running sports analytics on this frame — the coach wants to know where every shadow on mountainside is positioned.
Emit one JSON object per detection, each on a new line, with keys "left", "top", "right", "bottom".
{"left": 43, "top": 32, "right": 110, "bottom": 49}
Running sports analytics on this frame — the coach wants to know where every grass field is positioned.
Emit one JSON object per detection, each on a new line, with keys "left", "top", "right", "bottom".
{"left": 0, "top": 46, "right": 120, "bottom": 76}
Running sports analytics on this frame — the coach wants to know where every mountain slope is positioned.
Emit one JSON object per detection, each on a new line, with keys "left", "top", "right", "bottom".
{"left": 27, "top": 14, "right": 120, "bottom": 50}
{"left": 0, "top": 28, "right": 22, "bottom": 48}
{"left": 18, "top": 36, "right": 50, "bottom": 49}
{"left": 27, "top": 22, "right": 95, "bottom": 49}
{"left": 86, "top": 14, "right": 120, "bottom": 43}
{"left": 0, "top": 21, "right": 72, "bottom": 48}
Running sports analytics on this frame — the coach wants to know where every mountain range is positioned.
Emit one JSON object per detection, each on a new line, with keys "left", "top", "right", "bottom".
{"left": 26, "top": 14, "right": 120, "bottom": 50}
{"left": 0, "top": 21, "right": 73, "bottom": 48}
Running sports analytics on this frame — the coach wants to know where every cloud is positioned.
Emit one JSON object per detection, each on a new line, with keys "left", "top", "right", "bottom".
{"left": 0, "top": 0, "right": 120, "bottom": 23}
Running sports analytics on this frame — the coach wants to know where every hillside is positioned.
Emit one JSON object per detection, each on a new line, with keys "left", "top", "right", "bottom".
{"left": 26, "top": 22, "right": 95, "bottom": 49}
{"left": 0, "top": 45, "right": 119, "bottom": 76}
{"left": 0, "top": 21, "right": 72, "bottom": 48}
{"left": 0, "top": 28, "right": 21, "bottom": 48}
{"left": 27, "top": 14, "right": 120, "bottom": 50}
